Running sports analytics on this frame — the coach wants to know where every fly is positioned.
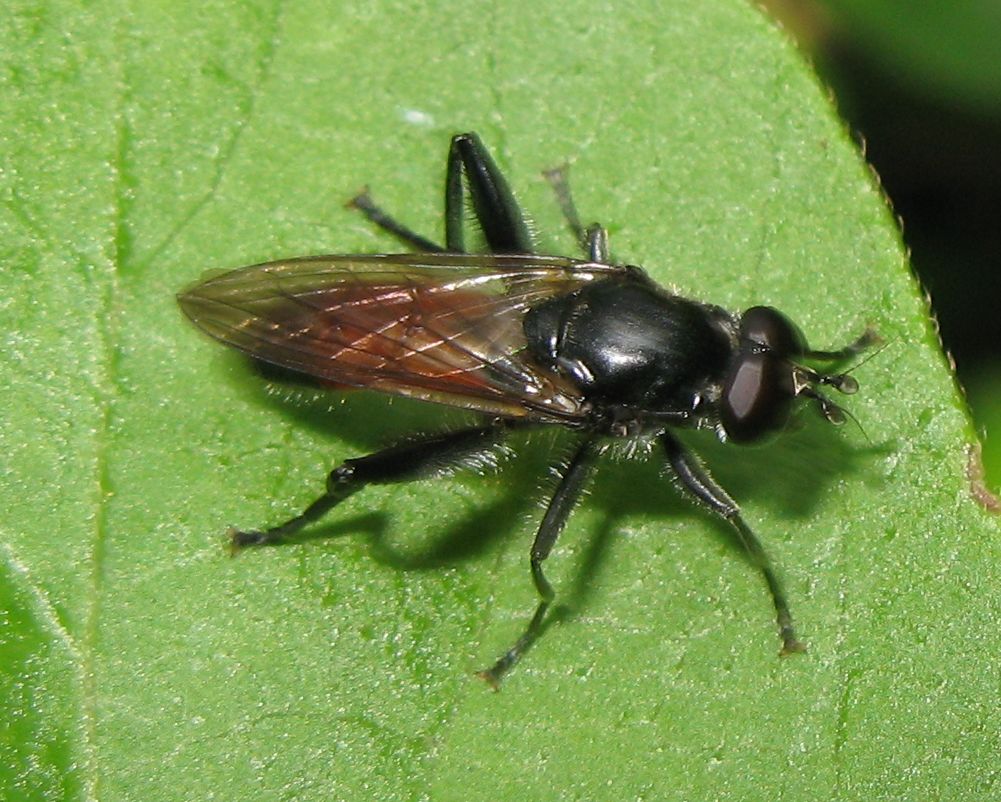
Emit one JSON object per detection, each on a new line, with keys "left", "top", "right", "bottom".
{"left": 178, "top": 132, "right": 877, "bottom": 687}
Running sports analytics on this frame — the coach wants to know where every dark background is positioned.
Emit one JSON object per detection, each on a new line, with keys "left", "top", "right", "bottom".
{"left": 763, "top": 1, "right": 1001, "bottom": 489}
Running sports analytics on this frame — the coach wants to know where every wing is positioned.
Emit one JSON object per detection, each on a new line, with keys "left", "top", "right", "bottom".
{"left": 178, "top": 252, "right": 628, "bottom": 421}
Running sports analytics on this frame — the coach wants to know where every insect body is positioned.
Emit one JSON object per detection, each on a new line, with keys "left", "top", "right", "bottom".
{"left": 178, "top": 133, "right": 874, "bottom": 686}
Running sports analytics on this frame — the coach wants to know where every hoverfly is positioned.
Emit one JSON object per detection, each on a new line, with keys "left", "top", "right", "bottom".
{"left": 178, "top": 132, "right": 875, "bottom": 687}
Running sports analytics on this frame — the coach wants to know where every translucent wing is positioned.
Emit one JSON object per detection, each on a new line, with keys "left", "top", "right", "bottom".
{"left": 178, "top": 252, "right": 628, "bottom": 421}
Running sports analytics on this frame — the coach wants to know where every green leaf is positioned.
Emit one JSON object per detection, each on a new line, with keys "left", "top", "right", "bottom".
{"left": 2, "top": 0, "right": 998, "bottom": 799}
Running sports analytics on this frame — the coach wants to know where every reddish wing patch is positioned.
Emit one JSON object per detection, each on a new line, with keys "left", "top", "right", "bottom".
{"left": 178, "top": 253, "right": 625, "bottom": 420}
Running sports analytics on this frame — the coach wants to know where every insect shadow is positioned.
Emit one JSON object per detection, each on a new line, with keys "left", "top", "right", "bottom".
{"left": 234, "top": 352, "right": 879, "bottom": 634}
{"left": 225, "top": 359, "right": 550, "bottom": 567}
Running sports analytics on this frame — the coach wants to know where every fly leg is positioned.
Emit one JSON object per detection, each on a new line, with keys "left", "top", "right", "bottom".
{"left": 801, "top": 329, "right": 882, "bottom": 423}
{"left": 349, "top": 132, "right": 533, "bottom": 255}
{"left": 543, "top": 164, "right": 610, "bottom": 262}
{"left": 478, "top": 437, "right": 599, "bottom": 688}
{"left": 805, "top": 328, "right": 881, "bottom": 363}
{"left": 347, "top": 190, "right": 445, "bottom": 252}
{"left": 231, "top": 423, "right": 511, "bottom": 551}
{"left": 444, "top": 132, "right": 534, "bottom": 254}
{"left": 659, "top": 431, "right": 806, "bottom": 655}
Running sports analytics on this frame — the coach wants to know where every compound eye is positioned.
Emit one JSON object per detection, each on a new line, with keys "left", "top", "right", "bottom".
{"left": 720, "top": 352, "right": 795, "bottom": 443}
{"left": 740, "top": 306, "right": 806, "bottom": 358}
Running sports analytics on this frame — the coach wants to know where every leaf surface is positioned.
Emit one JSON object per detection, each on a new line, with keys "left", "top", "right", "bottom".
{"left": 2, "top": 1, "right": 998, "bottom": 799}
